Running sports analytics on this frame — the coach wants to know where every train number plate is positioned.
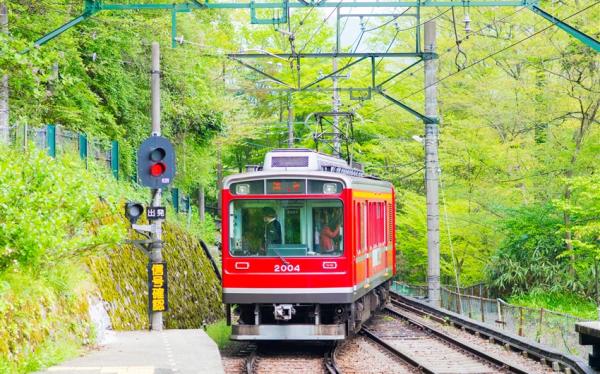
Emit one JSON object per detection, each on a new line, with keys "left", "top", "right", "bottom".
{"left": 274, "top": 264, "right": 300, "bottom": 272}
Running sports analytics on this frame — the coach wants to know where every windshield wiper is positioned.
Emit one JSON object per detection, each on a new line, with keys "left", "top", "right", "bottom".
{"left": 269, "top": 246, "right": 290, "bottom": 266}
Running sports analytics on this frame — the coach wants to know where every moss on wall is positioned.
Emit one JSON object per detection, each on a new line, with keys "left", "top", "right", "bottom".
{"left": 88, "top": 218, "right": 223, "bottom": 330}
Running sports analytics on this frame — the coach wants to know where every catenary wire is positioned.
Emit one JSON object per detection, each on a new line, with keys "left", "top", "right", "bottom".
{"left": 369, "top": 2, "right": 597, "bottom": 115}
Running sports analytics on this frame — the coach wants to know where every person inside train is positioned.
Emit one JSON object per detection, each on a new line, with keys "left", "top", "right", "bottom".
{"left": 319, "top": 209, "right": 341, "bottom": 254}
{"left": 262, "top": 207, "right": 282, "bottom": 252}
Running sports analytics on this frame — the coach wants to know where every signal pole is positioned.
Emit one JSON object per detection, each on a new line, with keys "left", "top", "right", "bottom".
{"left": 424, "top": 21, "right": 441, "bottom": 307}
{"left": 287, "top": 92, "right": 293, "bottom": 148}
{"left": 150, "top": 41, "right": 164, "bottom": 331}
{"left": 0, "top": 3, "right": 9, "bottom": 144}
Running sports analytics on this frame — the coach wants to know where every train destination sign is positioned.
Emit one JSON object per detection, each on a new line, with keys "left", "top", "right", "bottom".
{"left": 148, "top": 262, "right": 168, "bottom": 312}
{"left": 267, "top": 179, "right": 306, "bottom": 194}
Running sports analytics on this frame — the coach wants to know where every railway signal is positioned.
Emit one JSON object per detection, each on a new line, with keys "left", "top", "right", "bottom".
{"left": 137, "top": 135, "right": 176, "bottom": 188}
{"left": 124, "top": 202, "right": 144, "bottom": 224}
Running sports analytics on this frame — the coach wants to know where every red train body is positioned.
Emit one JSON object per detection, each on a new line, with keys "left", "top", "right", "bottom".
{"left": 221, "top": 149, "right": 396, "bottom": 340}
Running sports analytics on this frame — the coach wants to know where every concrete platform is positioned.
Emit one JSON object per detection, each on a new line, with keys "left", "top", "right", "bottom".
{"left": 38, "top": 329, "right": 224, "bottom": 374}
{"left": 576, "top": 321, "right": 600, "bottom": 338}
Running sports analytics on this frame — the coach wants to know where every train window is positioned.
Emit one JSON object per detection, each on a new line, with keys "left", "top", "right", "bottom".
{"left": 231, "top": 181, "right": 264, "bottom": 195}
{"left": 308, "top": 180, "right": 343, "bottom": 194}
{"left": 229, "top": 199, "right": 343, "bottom": 257}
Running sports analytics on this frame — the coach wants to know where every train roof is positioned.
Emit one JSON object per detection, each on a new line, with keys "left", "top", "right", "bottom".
{"left": 223, "top": 149, "right": 393, "bottom": 192}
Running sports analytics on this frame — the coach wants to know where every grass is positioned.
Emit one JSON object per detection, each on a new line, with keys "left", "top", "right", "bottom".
{"left": 0, "top": 323, "right": 83, "bottom": 374}
{"left": 508, "top": 291, "right": 598, "bottom": 320}
{"left": 205, "top": 319, "right": 232, "bottom": 349}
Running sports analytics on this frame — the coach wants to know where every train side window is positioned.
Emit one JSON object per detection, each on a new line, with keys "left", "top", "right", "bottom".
{"left": 312, "top": 202, "right": 343, "bottom": 255}
{"left": 355, "top": 202, "right": 361, "bottom": 253}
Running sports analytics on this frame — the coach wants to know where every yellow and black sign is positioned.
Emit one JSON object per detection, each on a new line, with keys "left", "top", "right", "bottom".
{"left": 148, "top": 262, "right": 168, "bottom": 312}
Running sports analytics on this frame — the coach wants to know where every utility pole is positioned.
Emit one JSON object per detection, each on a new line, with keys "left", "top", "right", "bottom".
{"left": 150, "top": 41, "right": 163, "bottom": 331}
{"left": 332, "top": 58, "right": 340, "bottom": 157}
{"left": 0, "top": 3, "right": 9, "bottom": 144}
{"left": 424, "top": 20, "right": 441, "bottom": 308}
{"left": 332, "top": 7, "right": 341, "bottom": 157}
{"left": 287, "top": 92, "right": 293, "bottom": 148}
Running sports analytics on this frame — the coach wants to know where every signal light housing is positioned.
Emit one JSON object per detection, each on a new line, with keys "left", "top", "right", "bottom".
{"left": 125, "top": 202, "right": 144, "bottom": 224}
{"left": 137, "top": 136, "right": 176, "bottom": 188}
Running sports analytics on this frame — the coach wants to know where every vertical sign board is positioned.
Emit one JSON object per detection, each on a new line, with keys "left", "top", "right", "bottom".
{"left": 148, "top": 262, "right": 168, "bottom": 312}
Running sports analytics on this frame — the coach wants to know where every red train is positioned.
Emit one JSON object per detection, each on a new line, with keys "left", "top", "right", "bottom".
{"left": 221, "top": 149, "right": 395, "bottom": 340}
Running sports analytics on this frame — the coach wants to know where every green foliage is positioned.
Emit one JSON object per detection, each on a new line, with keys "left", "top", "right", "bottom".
{"left": 0, "top": 147, "right": 222, "bottom": 371}
{"left": 486, "top": 204, "right": 569, "bottom": 294}
{"left": 509, "top": 292, "right": 598, "bottom": 320}
{"left": 205, "top": 319, "right": 232, "bottom": 349}
{"left": 0, "top": 147, "right": 126, "bottom": 271}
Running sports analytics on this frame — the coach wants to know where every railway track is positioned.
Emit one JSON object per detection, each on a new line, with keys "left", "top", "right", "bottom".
{"left": 222, "top": 294, "right": 593, "bottom": 373}
{"left": 363, "top": 310, "right": 525, "bottom": 373}
{"left": 389, "top": 292, "right": 594, "bottom": 374}
{"left": 243, "top": 341, "right": 342, "bottom": 374}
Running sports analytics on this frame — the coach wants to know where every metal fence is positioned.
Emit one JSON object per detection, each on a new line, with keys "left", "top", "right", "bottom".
{"left": 1, "top": 123, "right": 119, "bottom": 178}
{"left": 2, "top": 123, "right": 196, "bottom": 216}
{"left": 392, "top": 282, "right": 593, "bottom": 359}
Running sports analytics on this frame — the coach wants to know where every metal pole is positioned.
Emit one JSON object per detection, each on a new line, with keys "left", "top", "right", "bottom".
{"left": 198, "top": 185, "right": 205, "bottom": 222}
{"left": 332, "top": 58, "right": 340, "bottom": 157}
{"left": 287, "top": 92, "right": 293, "bottom": 148}
{"left": 424, "top": 20, "right": 441, "bottom": 308}
{"left": 0, "top": 3, "right": 9, "bottom": 144}
{"left": 151, "top": 42, "right": 161, "bottom": 137}
{"left": 150, "top": 41, "right": 163, "bottom": 331}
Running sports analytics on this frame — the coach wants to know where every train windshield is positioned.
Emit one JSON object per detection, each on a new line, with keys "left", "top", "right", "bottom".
{"left": 229, "top": 199, "right": 343, "bottom": 257}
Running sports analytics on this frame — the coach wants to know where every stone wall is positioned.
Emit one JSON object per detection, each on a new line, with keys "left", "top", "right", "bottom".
{"left": 87, "top": 220, "right": 223, "bottom": 330}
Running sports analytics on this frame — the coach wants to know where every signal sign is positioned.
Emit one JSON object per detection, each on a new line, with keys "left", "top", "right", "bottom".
{"left": 146, "top": 206, "right": 166, "bottom": 221}
{"left": 137, "top": 136, "right": 176, "bottom": 188}
{"left": 148, "top": 262, "right": 168, "bottom": 312}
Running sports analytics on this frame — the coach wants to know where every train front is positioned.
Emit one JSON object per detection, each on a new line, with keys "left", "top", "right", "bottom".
{"left": 221, "top": 150, "right": 353, "bottom": 340}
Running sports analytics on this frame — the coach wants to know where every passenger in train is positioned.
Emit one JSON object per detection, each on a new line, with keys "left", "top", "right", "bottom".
{"left": 319, "top": 210, "right": 341, "bottom": 253}
{"left": 262, "top": 207, "right": 282, "bottom": 251}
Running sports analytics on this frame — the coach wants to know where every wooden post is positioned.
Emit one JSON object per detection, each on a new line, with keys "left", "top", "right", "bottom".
{"left": 519, "top": 307, "right": 524, "bottom": 336}
{"left": 538, "top": 308, "right": 544, "bottom": 343}
{"left": 481, "top": 295, "right": 485, "bottom": 323}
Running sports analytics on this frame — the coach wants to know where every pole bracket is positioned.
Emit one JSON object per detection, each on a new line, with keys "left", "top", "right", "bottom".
{"left": 376, "top": 89, "right": 438, "bottom": 124}
{"left": 125, "top": 239, "right": 163, "bottom": 259}
{"left": 250, "top": 0, "right": 288, "bottom": 24}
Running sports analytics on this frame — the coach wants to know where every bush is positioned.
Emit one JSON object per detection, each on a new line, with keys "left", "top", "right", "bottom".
{"left": 0, "top": 147, "right": 125, "bottom": 271}
{"left": 486, "top": 204, "right": 569, "bottom": 295}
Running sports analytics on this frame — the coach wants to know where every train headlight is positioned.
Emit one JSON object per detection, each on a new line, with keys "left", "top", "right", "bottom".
{"left": 323, "top": 183, "right": 338, "bottom": 194}
{"left": 236, "top": 183, "right": 250, "bottom": 195}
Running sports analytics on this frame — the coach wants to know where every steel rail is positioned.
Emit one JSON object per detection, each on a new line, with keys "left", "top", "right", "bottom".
{"left": 324, "top": 342, "right": 342, "bottom": 374}
{"left": 244, "top": 347, "right": 257, "bottom": 374}
{"left": 385, "top": 304, "right": 530, "bottom": 373}
{"left": 362, "top": 328, "right": 436, "bottom": 373}
{"left": 390, "top": 292, "right": 595, "bottom": 374}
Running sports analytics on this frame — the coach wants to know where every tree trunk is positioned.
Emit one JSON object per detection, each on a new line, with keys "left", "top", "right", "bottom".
{"left": 563, "top": 98, "right": 600, "bottom": 276}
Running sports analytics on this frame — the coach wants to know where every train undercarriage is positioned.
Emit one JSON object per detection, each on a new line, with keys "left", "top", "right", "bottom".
{"left": 226, "top": 281, "right": 391, "bottom": 340}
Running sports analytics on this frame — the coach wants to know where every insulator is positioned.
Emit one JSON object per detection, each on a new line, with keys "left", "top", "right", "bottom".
{"left": 463, "top": 13, "right": 472, "bottom": 34}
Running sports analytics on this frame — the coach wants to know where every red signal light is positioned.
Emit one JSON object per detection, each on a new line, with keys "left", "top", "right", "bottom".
{"left": 150, "top": 162, "right": 166, "bottom": 177}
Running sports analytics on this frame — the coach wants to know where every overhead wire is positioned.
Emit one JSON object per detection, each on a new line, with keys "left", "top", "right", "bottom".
{"left": 369, "top": 2, "right": 594, "bottom": 115}
{"left": 298, "top": 0, "right": 344, "bottom": 54}
{"left": 401, "top": 2, "right": 598, "bottom": 99}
